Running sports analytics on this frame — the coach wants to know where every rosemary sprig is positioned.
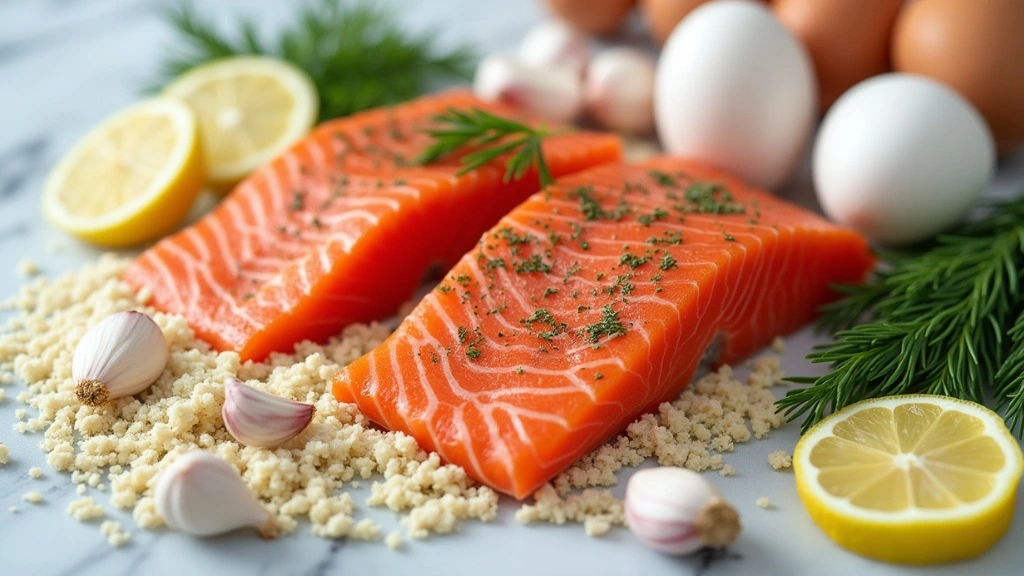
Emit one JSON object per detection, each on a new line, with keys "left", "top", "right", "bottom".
{"left": 416, "top": 108, "right": 558, "bottom": 187}
{"left": 152, "top": 0, "right": 474, "bottom": 120}
{"left": 778, "top": 196, "right": 1024, "bottom": 436}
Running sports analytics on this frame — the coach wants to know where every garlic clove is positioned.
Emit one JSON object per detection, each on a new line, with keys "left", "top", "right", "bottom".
{"left": 222, "top": 377, "right": 315, "bottom": 448}
{"left": 154, "top": 451, "right": 277, "bottom": 539}
{"left": 473, "top": 53, "right": 584, "bottom": 124}
{"left": 519, "top": 20, "right": 590, "bottom": 76}
{"left": 585, "top": 47, "right": 657, "bottom": 134}
{"left": 72, "top": 310, "right": 169, "bottom": 406}
{"left": 625, "top": 467, "right": 741, "bottom": 555}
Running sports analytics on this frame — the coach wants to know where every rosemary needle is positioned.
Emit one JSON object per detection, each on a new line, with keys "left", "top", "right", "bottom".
{"left": 416, "top": 108, "right": 559, "bottom": 187}
{"left": 778, "top": 196, "right": 1024, "bottom": 437}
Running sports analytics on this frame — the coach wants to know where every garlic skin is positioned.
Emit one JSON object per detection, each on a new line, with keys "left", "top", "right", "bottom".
{"left": 625, "top": 467, "right": 741, "bottom": 555}
{"left": 519, "top": 20, "right": 590, "bottom": 76}
{"left": 154, "top": 451, "right": 277, "bottom": 539}
{"left": 72, "top": 311, "right": 168, "bottom": 406}
{"left": 473, "top": 53, "right": 584, "bottom": 124}
{"left": 222, "top": 377, "right": 315, "bottom": 448}
{"left": 585, "top": 47, "right": 657, "bottom": 134}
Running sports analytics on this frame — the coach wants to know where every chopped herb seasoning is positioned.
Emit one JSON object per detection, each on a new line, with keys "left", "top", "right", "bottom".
{"left": 487, "top": 304, "right": 507, "bottom": 315}
{"left": 516, "top": 367, "right": 524, "bottom": 375}
{"left": 647, "top": 231, "right": 683, "bottom": 245}
{"left": 580, "top": 241, "right": 590, "bottom": 250}
{"left": 430, "top": 352, "right": 439, "bottom": 364}
{"left": 659, "top": 253, "right": 678, "bottom": 271}
{"left": 242, "top": 293, "right": 254, "bottom": 300}
{"left": 437, "top": 284, "right": 453, "bottom": 294}
{"left": 723, "top": 232, "right": 736, "bottom": 242}
{"left": 595, "top": 372, "right": 604, "bottom": 380}
{"left": 290, "top": 193, "right": 305, "bottom": 211}
{"left": 570, "top": 186, "right": 630, "bottom": 221}
{"left": 484, "top": 257, "right": 506, "bottom": 270}
{"left": 457, "top": 326, "right": 468, "bottom": 344}
{"left": 513, "top": 255, "right": 553, "bottom": 274}
{"left": 577, "top": 305, "right": 591, "bottom": 313}
{"left": 570, "top": 222, "right": 584, "bottom": 240}
{"left": 520, "top": 308, "right": 567, "bottom": 341}
{"left": 596, "top": 273, "right": 605, "bottom": 281}
{"left": 311, "top": 217, "right": 322, "bottom": 229}
{"left": 585, "top": 305, "right": 627, "bottom": 343}
{"left": 497, "top": 227, "right": 534, "bottom": 246}
{"left": 637, "top": 207, "right": 670, "bottom": 227}
{"left": 619, "top": 253, "right": 651, "bottom": 270}
{"left": 454, "top": 274, "right": 472, "bottom": 287}
{"left": 547, "top": 232, "right": 561, "bottom": 245}
{"left": 648, "top": 169, "right": 679, "bottom": 188}
{"left": 678, "top": 182, "right": 745, "bottom": 215}
{"left": 543, "top": 287, "right": 559, "bottom": 297}
{"left": 466, "top": 345, "right": 481, "bottom": 360}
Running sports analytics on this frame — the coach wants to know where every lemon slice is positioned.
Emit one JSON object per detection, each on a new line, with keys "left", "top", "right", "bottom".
{"left": 794, "top": 395, "right": 1023, "bottom": 565}
{"left": 163, "top": 56, "right": 318, "bottom": 191}
{"left": 42, "top": 98, "right": 204, "bottom": 247}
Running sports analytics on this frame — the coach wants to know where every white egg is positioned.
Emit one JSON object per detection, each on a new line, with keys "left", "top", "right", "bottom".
{"left": 654, "top": 0, "right": 817, "bottom": 190}
{"left": 519, "top": 20, "right": 590, "bottom": 76}
{"left": 814, "top": 74, "right": 995, "bottom": 245}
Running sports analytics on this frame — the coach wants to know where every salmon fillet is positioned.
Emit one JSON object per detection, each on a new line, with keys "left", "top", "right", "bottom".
{"left": 333, "top": 157, "right": 875, "bottom": 499}
{"left": 123, "top": 91, "right": 621, "bottom": 361}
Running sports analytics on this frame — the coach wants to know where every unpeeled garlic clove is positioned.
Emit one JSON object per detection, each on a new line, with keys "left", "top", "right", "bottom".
{"left": 519, "top": 20, "right": 590, "bottom": 76}
{"left": 473, "top": 53, "right": 584, "bottom": 124}
{"left": 222, "top": 377, "right": 315, "bottom": 448}
{"left": 154, "top": 451, "right": 277, "bottom": 539}
{"left": 72, "top": 310, "right": 168, "bottom": 406}
{"left": 585, "top": 47, "right": 657, "bottom": 134}
{"left": 625, "top": 466, "right": 741, "bottom": 555}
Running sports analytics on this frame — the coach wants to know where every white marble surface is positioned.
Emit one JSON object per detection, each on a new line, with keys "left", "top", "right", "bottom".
{"left": 1, "top": 1, "right": 1023, "bottom": 575}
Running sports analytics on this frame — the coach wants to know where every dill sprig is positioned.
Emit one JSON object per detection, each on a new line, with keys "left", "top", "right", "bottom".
{"left": 778, "top": 196, "right": 1024, "bottom": 436}
{"left": 152, "top": 0, "right": 475, "bottom": 120}
{"left": 416, "top": 108, "right": 559, "bottom": 187}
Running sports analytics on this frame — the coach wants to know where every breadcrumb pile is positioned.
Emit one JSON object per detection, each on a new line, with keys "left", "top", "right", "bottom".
{"left": 767, "top": 450, "right": 793, "bottom": 470}
{"left": 0, "top": 256, "right": 497, "bottom": 544}
{"left": 1, "top": 255, "right": 792, "bottom": 545}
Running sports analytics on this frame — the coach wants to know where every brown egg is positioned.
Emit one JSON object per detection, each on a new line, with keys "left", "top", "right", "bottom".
{"left": 640, "top": 0, "right": 710, "bottom": 45}
{"left": 641, "top": 0, "right": 771, "bottom": 45}
{"left": 774, "top": 0, "right": 903, "bottom": 111}
{"left": 893, "top": 0, "right": 1024, "bottom": 153}
{"left": 544, "top": 0, "right": 636, "bottom": 36}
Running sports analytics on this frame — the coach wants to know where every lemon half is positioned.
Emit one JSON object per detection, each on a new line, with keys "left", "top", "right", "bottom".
{"left": 794, "top": 395, "right": 1023, "bottom": 565}
{"left": 163, "top": 56, "right": 318, "bottom": 191}
{"left": 42, "top": 98, "right": 204, "bottom": 247}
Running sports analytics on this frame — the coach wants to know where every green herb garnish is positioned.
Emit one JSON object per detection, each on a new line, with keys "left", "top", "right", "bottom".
{"left": 416, "top": 108, "right": 559, "bottom": 187}
{"left": 154, "top": 0, "right": 474, "bottom": 120}
{"left": 779, "top": 197, "right": 1024, "bottom": 436}
{"left": 585, "top": 305, "right": 627, "bottom": 344}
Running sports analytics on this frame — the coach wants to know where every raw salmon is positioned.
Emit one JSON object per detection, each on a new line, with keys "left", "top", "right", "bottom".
{"left": 123, "top": 91, "right": 621, "bottom": 361}
{"left": 333, "top": 157, "right": 875, "bottom": 499}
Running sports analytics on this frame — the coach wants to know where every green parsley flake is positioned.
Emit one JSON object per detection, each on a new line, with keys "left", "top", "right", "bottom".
{"left": 513, "top": 255, "right": 553, "bottom": 274}
{"left": 619, "top": 253, "right": 651, "bottom": 270}
{"left": 660, "top": 253, "right": 678, "bottom": 271}
{"left": 585, "top": 305, "right": 627, "bottom": 344}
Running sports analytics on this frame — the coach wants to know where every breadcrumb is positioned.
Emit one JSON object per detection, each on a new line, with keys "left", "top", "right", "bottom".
{"left": 0, "top": 442, "right": 8, "bottom": 465}
{"left": 719, "top": 464, "right": 736, "bottom": 477}
{"left": 16, "top": 258, "right": 39, "bottom": 278}
{"left": 0, "top": 387, "right": 6, "bottom": 402}
{"left": 0, "top": 256, "right": 497, "bottom": 542}
{"left": 771, "top": 336, "right": 786, "bottom": 354}
{"left": 67, "top": 497, "right": 105, "bottom": 521}
{"left": 22, "top": 491, "right": 42, "bottom": 504}
{"left": 28, "top": 466, "right": 43, "bottom": 479}
{"left": 756, "top": 497, "right": 772, "bottom": 509}
{"left": 77, "top": 484, "right": 88, "bottom": 496}
{"left": 384, "top": 530, "right": 403, "bottom": 550}
{"left": 9, "top": 506, "right": 18, "bottom": 514}
{"left": 100, "top": 520, "right": 131, "bottom": 547}
{"left": 767, "top": 450, "right": 792, "bottom": 470}
{"left": 515, "top": 484, "right": 623, "bottom": 537}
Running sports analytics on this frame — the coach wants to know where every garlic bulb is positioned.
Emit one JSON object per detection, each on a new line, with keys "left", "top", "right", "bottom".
{"left": 154, "top": 451, "right": 277, "bottom": 539}
{"left": 473, "top": 53, "right": 584, "bottom": 124}
{"left": 625, "top": 467, "right": 741, "bottom": 555}
{"left": 72, "top": 311, "right": 168, "bottom": 406}
{"left": 519, "top": 20, "right": 590, "bottom": 76}
{"left": 585, "top": 47, "right": 657, "bottom": 134}
{"left": 222, "top": 377, "right": 315, "bottom": 448}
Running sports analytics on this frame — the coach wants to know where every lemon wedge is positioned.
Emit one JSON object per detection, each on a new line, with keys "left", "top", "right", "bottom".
{"left": 42, "top": 98, "right": 204, "bottom": 247}
{"left": 163, "top": 56, "right": 318, "bottom": 192}
{"left": 794, "top": 395, "right": 1023, "bottom": 565}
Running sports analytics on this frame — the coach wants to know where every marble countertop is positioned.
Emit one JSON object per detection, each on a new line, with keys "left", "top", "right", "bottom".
{"left": 1, "top": 1, "right": 1023, "bottom": 575}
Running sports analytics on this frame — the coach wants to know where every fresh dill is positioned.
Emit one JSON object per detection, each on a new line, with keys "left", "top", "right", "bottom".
{"left": 778, "top": 196, "right": 1024, "bottom": 436}
{"left": 153, "top": 0, "right": 474, "bottom": 120}
{"left": 415, "top": 108, "right": 560, "bottom": 187}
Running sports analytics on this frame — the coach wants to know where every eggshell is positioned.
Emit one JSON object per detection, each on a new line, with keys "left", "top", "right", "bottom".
{"left": 654, "top": 0, "right": 816, "bottom": 189}
{"left": 893, "top": 0, "right": 1024, "bottom": 153}
{"left": 544, "top": 0, "right": 636, "bottom": 36}
{"left": 774, "top": 0, "right": 903, "bottom": 111}
{"left": 814, "top": 74, "right": 995, "bottom": 246}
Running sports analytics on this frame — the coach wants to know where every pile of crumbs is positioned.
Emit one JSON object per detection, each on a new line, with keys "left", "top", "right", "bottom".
{"left": 767, "top": 450, "right": 792, "bottom": 470}
{"left": 0, "top": 255, "right": 790, "bottom": 545}
{"left": 0, "top": 256, "right": 498, "bottom": 544}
